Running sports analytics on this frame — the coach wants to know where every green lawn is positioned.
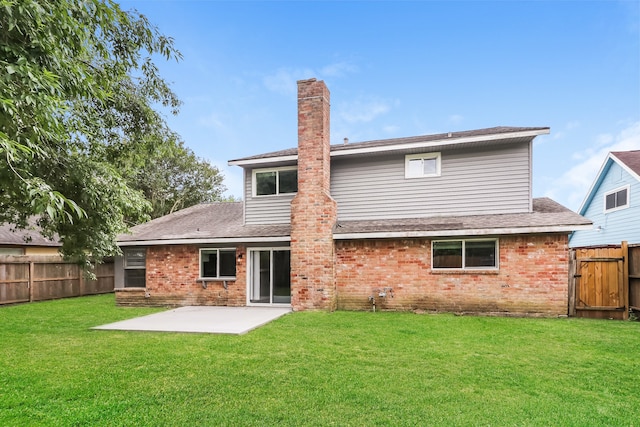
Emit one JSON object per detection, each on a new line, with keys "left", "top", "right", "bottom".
{"left": 1, "top": 295, "right": 639, "bottom": 426}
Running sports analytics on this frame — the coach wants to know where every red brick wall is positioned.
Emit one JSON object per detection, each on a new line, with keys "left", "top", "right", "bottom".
{"left": 335, "top": 234, "right": 570, "bottom": 316}
{"left": 291, "top": 78, "right": 337, "bottom": 311}
{"left": 115, "top": 245, "right": 246, "bottom": 307}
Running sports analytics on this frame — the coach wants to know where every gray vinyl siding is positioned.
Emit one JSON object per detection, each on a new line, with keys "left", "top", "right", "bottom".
{"left": 114, "top": 255, "right": 124, "bottom": 288}
{"left": 244, "top": 171, "right": 294, "bottom": 225}
{"left": 331, "top": 142, "right": 531, "bottom": 221}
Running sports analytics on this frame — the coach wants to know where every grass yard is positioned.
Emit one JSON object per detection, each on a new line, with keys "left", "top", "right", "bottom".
{"left": 1, "top": 294, "right": 639, "bottom": 426}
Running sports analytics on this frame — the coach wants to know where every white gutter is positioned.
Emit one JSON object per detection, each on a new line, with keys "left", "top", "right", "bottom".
{"left": 228, "top": 155, "right": 298, "bottom": 167}
{"left": 118, "top": 236, "right": 291, "bottom": 246}
{"left": 332, "top": 223, "right": 592, "bottom": 240}
{"left": 330, "top": 129, "right": 549, "bottom": 157}
{"left": 227, "top": 129, "right": 550, "bottom": 167}
{"left": 119, "top": 223, "right": 591, "bottom": 246}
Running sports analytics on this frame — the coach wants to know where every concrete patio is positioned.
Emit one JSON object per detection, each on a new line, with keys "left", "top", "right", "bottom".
{"left": 92, "top": 306, "right": 292, "bottom": 335}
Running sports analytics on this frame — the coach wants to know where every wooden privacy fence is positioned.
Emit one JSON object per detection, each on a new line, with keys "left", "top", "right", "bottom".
{"left": 569, "top": 242, "right": 640, "bottom": 320}
{"left": 0, "top": 256, "right": 114, "bottom": 305}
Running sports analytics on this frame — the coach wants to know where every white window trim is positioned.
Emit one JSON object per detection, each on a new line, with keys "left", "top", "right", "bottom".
{"left": 405, "top": 152, "right": 441, "bottom": 179}
{"left": 123, "top": 248, "right": 146, "bottom": 269}
{"left": 603, "top": 185, "right": 630, "bottom": 213}
{"left": 431, "top": 238, "right": 499, "bottom": 270}
{"left": 246, "top": 246, "right": 291, "bottom": 307}
{"left": 199, "top": 248, "right": 237, "bottom": 280}
{"left": 252, "top": 166, "right": 298, "bottom": 197}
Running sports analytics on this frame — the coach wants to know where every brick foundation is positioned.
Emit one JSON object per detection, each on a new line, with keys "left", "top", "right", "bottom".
{"left": 335, "top": 234, "right": 570, "bottom": 316}
{"left": 115, "top": 245, "right": 247, "bottom": 307}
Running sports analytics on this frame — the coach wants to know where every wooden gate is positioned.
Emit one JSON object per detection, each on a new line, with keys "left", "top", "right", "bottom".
{"left": 569, "top": 242, "right": 629, "bottom": 320}
{"left": 630, "top": 245, "right": 640, "bottom": 312}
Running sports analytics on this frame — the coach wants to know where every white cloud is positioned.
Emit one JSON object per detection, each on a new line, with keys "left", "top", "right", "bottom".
{"left": 595, "top": 133, "right": 614, "bottom": 146}
{"left": 552, "top": 120, "right": 581, "bottom": 141}
{"left": 382, "top": 124, "right": 400, "bottom": 134}
{"left": 338, "top": 98, "right": 392, "bottom": 123}
{"left": 320, "top": 61, "right": 358, "bottom": 77}
{"left": 198, "top": 111, "right": 226, "bottom": 130}
{"left": 448, "top": 114, "right": 464, "bottom": 125}
{"left": 545, "top": 121, "right": 640, "bottom": 210}
{"left": 263, "top": 62, "right": 357, "bottom": 96}
{"left": 566, "top": 120, "right": 581, "bottom": 130}
{"left": 263, "top": 68, "right": 312, "bottom": 96}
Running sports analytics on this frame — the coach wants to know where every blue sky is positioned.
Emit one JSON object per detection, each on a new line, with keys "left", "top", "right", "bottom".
{"left": 121, "top": 0, "right": 639, "bottom": 210}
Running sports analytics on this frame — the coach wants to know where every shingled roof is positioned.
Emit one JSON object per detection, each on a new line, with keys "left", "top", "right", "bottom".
{"left": 611, "top": 150, "right": 640, "bottom": 177}
{"left": 118, "top": 202, "right": 290, "bottom": 245}
{"left": 229, "top": 126, "right": 549, "bottom": 164}
{"left": 0, "top": 222, "right": 60, "bottom": 247}
{"left": 118, "top": 198, "right": 590, "bottom": 246}
{"left": 333, "top": 198, "right": 591, "bottom": 238}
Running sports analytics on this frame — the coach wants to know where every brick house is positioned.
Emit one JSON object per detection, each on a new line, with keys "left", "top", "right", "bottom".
{"left": 116, "top": 78, "right": 591, "bottom": 316}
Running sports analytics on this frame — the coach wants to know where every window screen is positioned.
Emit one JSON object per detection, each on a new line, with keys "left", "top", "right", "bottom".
{"left": 200, "top": 249, "right": 236, "bottom": 278}
{"left": 433, "top": 240, "right": 497, "bottom": 269}
{"left": 605, "top": 188, "right": 628, "bottom": 211}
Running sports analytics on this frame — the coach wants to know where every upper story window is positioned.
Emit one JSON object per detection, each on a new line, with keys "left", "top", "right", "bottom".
{"left": 405, "top": 152, "right": 441, "bottom": 178}
{"left": 253, "top": 167, "right": 297, "bottom": 197}
{"left": 604, "top": 186, "right": 629, "bottom": 212}
{"left": 432, "top": 239, "right": 498, "bottom": 270}
{"left": 200, "top": 248, "right": 236, "bottom": 279}
{"left": 124, "top": 248, "right": 146, "bottom": 287}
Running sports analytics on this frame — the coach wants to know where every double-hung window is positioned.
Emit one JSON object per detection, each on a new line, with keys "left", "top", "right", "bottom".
{"left": 253, "top": 167, "right": 297, "bottom": 196}
{"left": 124, "top": 248, "right": 146, "bottom": 287}
{"left": 405, "top": 152, "right": 441, "bottom": 178}
{"left": 200, "top": 248, "right": 236, "bottom": 279}
{"left": 604, "top": 186, "right": 629, "bottom": 212}
{"left": 432, "top": 239, "right": 498, "bottom": 270}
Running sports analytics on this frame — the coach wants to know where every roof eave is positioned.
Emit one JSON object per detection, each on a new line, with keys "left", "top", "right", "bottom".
{"left": 333, "top": 224, "right": 592, "bottom": 240}
{"left": 576, "top": 154, "right": 615, "bottom": 215}
{"left": 330, "top": 128, "right": 549, "bottom": 158}
{"left": 117, "top": 223, "right": 591, "bottom": 246}
{"left": 227, "top": 128, "right": 550, "bottom": 168}
{"left": 118, "top": 236, "right": 291, "bottom": 246}
{"left": 228, "top": 154, "right": 298, "bottom": 167}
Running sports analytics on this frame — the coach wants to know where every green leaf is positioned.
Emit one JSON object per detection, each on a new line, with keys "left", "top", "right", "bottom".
{"left": 0, "top": 0, "right": 186, "bottom": 265}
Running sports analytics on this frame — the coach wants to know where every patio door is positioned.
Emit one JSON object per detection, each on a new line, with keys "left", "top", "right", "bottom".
{"left": 249, "top": 248, "right": 291, "bottom": 305}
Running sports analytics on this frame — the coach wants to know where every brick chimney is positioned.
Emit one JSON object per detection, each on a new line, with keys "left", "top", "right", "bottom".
{"left": 290, "top": 78, "right": 337, "bottom": 311}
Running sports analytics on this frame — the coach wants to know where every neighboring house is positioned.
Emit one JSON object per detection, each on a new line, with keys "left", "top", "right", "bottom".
{"left": 0, "top": 223, "right": 61, "bottom": 256}
{"left": 569, "top": 150, "right": 640, "bottom": 247}
{"left": 116, "top": 78, "right": 591, "bottom": 316}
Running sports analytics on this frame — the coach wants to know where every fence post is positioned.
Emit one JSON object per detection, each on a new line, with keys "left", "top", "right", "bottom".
{"left": 568, "top": 249, "right": 576, "bottom": 317}
{"left": 28, "top": 261, "right": 34, "bottom": 302}
{"left": 622, "top": 241, "right": 629, "bottom": 320}
{"left": 79, "top": 264, "right": 85, "bottom": 296}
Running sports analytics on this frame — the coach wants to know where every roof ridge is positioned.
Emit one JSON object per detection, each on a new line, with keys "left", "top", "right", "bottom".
{"left": 229, "top": 125, "right": 549, "bottom": 164}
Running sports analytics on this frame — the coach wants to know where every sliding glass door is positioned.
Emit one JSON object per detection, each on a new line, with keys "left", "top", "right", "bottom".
{"left": 249, "top": 248, "right": 291, "bottom": 305}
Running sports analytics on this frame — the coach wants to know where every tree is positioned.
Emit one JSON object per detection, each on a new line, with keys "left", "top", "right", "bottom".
{"left": 0, "top": 0, "right": 183, "bottom": 266}
{"left": 127, "top": 133, "right": 227, "bottom": 220}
